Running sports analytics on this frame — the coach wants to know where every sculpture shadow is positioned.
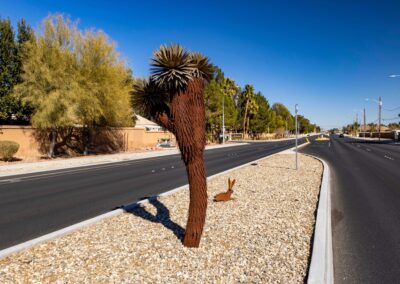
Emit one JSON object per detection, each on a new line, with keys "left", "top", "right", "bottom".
{"left": 125, "top": 197, "right": 185, "bottom": 242}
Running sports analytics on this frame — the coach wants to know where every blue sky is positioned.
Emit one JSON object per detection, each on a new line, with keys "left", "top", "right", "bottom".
{"left": 2, "top": 0, "right": 400, "bottom": 129}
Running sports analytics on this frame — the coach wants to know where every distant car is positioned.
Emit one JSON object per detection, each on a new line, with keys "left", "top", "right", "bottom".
{"left": 339, "top": 133, "right": 344, "bottom": 138}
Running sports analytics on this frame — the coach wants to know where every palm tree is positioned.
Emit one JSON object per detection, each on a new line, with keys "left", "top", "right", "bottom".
{"left": 246, "top": 98, "right": 259, "bottom": 137}
{"left": 241, "top": 84, "right": 254, "bottom": 136}
{"left": 133, "top": 44, "right": 213, "bottom": 247}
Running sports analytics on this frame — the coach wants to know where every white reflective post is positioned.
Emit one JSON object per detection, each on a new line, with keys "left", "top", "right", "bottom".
{"left": 295, "top": 104, "right": 298, "bottom": 170}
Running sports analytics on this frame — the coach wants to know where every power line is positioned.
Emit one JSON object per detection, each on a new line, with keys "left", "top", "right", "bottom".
{"left": 382, "top": 117, "right": 400, "bottom": 121}
{"left": 383, "top": 106, "right": 400, "bottom": 111}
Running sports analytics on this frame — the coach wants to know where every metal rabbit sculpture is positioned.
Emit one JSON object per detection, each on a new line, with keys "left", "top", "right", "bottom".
{"left": 213, "top": 178, "right": 236, "bottom": 202}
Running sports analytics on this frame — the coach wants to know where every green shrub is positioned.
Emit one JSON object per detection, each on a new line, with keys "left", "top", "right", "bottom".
{"left": 0, "top": 141, "right": 20, "bottom": 161}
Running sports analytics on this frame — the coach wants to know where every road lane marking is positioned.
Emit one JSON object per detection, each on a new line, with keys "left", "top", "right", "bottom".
{"left": 0, "top": 159, "right": 158, "bottom": 184}
{"left": 384, "top": 155, "right": 394, "bottom": 161}
{"left": 0, "top": 178, "right": 21, "bottom": 184}
{"left": 0, "top": 143, "right": 297, "bottom": 184}
{"left": 366, "top": 148, "right": 371, "bottom": 152}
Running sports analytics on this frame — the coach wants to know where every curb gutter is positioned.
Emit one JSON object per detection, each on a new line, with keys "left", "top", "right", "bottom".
{"left": 0, "top": 141, "right": 309, "bottom": 260}
{"left": 307, "top": 156, "right": 334, "bottom": 284}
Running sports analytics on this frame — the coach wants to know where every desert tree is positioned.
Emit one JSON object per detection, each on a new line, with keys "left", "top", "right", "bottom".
{"left": 14, "top": 14, "right": 133, "bottom": 156}
{"left": 76, "top": 30, "right": 133, "bottom": 154}
{"left": 204, "top": 77, "right": 238, "bottom": 141}
{"left": 0, "top": 17, "right": 18, "bottom": 121}
{"left": 272, "top": 102, "right": 294, "bottom": 134}
{"left": 133, "top": 44, "right": 213, "bottom": 247}
{"left": 249, "top": 92, "right": 270, "bottom": 136}
{"left": 13, "top": 15, "right": 80, "bottom": 157}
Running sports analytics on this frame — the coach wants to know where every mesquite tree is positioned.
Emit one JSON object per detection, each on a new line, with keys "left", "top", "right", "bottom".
{"left": 133, "top": 44, "right": 213, "bottom": 247}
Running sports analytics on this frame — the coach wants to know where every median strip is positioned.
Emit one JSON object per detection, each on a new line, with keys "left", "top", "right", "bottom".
{"left": 0, "top": 150, "right": 323, "bottom": 282}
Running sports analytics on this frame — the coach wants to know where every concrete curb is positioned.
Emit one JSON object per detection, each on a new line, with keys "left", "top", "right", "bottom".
{"left": 306, "top": 155, "right": 334, "bottom": 284}
{"left": 0, "top": 141, "right": 309, "bottom": 260}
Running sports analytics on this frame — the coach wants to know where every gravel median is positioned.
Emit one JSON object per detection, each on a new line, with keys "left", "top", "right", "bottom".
{"left": 0, "top": 153, "right": 322, "bottom": 283}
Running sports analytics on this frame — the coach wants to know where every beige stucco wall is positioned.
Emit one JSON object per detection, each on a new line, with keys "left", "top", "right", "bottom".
{"left": 0, "top": 126, "right": 40, "bottom": 159}
{"left": 0, "top": 126, "right": 173, "bottom": 160}
{"left": 118, "top": 127, "right": 174, "bottom": 150}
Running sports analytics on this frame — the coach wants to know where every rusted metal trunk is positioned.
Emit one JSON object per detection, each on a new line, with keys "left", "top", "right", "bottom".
{"left": 171, "top": 78, "right": 208, "bottom": 248}
{"left": 183, "top": 153, "right": 207, "bottom": 247}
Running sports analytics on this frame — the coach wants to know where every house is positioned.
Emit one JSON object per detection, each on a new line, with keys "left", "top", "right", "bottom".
{"left": 134, "top": 115, "right": 163, "bottom": 132}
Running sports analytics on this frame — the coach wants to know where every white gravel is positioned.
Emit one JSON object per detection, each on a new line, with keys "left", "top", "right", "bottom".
{"left": 0, "top": 153, "right": 322, "bottom": 283}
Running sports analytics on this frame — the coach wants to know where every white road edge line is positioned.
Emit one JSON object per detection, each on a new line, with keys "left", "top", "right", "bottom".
{"left": 306, "top": 154, "right": 334, "bottom": 284}
{"left": 0, "top": 141, "right": 311, "bottom": 260}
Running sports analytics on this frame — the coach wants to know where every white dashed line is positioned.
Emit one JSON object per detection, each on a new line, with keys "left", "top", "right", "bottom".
{"left": 366, "top": 148, "right": 371, "bottom": 152}
{"left": 0, "top": 178, "right": 21, "bottom": 184}
{"left": 384, "top": 155, "right": 394, "bottom": 161}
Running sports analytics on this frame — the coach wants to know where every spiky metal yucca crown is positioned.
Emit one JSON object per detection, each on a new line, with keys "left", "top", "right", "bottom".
{"left": 132, "top": 77, "right": 169, "bottom": 116}
{"left": 150, "top": 44, "right": 213, "bottom": 93}
{"left": 133, "top": 44, "right": 214, "bottom": 118}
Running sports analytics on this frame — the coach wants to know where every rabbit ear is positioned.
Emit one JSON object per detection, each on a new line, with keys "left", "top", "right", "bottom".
{"left": 228, "top": 178, "right": 231, "bottom": 187}
{"left": 230, "top": 179, "right": 236, "bottom": 189}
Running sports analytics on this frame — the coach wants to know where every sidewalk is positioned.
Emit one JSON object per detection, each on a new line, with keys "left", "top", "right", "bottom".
{"left": 0, "top": 143, "right": 247, "bottom": 177}
{"left": 237, "top": 134, "right": 312, "bottom": 143}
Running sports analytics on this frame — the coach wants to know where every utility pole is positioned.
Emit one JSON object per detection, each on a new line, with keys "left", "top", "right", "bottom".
{"left": 356, "top": 112, "right": 359, "bottom": 137}
{"left": 378, "top": 96, "right": 382, "bottom": 141}
{"left": 222, "top": 96, "right": 225, "bottom": 144}
{"left": 363, "top": 108, "right": 366, "bottom": 138}
{"left": 295, "top": 104, "right": 298, "bottom": 170}
{"left": 285, "top": 118, "right": 287, "bottom": 137}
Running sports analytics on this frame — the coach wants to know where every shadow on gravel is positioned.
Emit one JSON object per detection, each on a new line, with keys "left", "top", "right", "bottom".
{"left": 125, "top": 197, "right": 185, "bottom": 242}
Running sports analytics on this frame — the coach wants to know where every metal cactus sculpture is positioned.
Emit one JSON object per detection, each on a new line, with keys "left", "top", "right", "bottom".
{"left": 133, "top": 44, "right": 213, "bottom": 247}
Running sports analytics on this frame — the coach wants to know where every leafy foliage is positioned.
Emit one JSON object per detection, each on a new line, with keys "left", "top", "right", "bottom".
{"left": 0, "top": 17, "right": 32, "bottom": 121}
{"left": 0, "top": 17, "right": 17, "bottom": 121}
{"left": 203, "top": 72, "right": 239, "bottom": 141}
{"left": 249, "top": 93, "right": 270, "bottom": 134}
{"left": 13, "top": 14, "right": 133, "bottom": 129}
{"left": 13, "top": 15, "right": 80, "bottom": 129}
{"left": 76, "top": 30, "right": 133, "bottom": 127}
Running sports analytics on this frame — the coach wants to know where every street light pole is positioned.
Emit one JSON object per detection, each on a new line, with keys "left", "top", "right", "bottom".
{"left": 222, "top": 96, "right": 225, "bottom": 144}
{"left": 366, "top": 97, "right": 383, "bottom": 141}
{"left": 295, "top": 104, "right": 298, "bottom": 170}
{"left": 363, "top": 108, "right": 366, "bottom": 138}
{"left": 356, "top": 112, "right": 359, "bottom": 137}
{"left": 378, "top": 96, "right": 382, "bottom": 141}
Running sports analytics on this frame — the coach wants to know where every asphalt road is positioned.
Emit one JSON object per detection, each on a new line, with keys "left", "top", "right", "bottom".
{"left": 300, "top": 135, "right": 400, "bottom": 284}
{"left": 0, "top": 138, "right": 305, "bottom": 250}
